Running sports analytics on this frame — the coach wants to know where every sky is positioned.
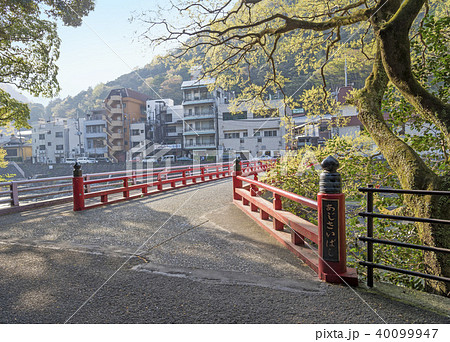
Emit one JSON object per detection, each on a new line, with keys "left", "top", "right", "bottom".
{"left": 28, "top": 0, "right": 168, "bottom": 105}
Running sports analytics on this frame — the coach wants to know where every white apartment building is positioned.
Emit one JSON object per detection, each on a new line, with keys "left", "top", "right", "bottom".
{"left": 84, "top": 109, "right": 107, "bottom": 158}
{"left": 218, "top": 102, "right": 287, "bottom": 159}
{"left": 32, "top": 118, "right": 84, "bottom": 163}
{"left": 181, "top": 78, "right": 219, "bottom": 154}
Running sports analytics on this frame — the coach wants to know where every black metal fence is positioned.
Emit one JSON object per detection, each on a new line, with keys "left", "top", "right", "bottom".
{"left": 358, "top": 185, "right": 450, "bottom": 287}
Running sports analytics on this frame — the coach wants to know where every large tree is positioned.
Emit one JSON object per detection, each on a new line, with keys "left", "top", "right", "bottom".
{"left": 0, "top": 0, "right": 95, "bottom": 128}
{"left": 138, "top": 0, "right": 450, "bottom": 294}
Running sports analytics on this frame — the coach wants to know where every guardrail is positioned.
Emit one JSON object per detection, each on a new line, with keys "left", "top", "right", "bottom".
{"left": 0, "top": 161, "right": 257, "bottom": 215}
{"left": 73, "top": 162, "right": 237, "bottom": 211}
{"left": 0, "top": 176, "right": 74, "bottom": 215}
{"left": 232, "top": 155, "right": 358, "bottom": 285}
{"left": 358, "top": 185, "right": 450, "bottom": 288}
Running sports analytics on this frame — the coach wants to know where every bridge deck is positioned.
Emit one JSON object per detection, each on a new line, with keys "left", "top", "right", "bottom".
{"left": 0, "top": 179, "right": 448, "bottom": 323}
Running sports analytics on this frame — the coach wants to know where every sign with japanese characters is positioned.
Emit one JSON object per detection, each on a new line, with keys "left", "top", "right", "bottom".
{"left": 322, "top": 199, "right": 340, "bottom": 262}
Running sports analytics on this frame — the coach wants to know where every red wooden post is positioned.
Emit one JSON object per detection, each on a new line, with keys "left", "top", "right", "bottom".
{"left": 232, "top": 157, "right": 242, "bottom": 200}
{"left": 273, "top": 193, "right": 284, "bottom": 231}
{"left": 157, "top": 174, "right": 163, "bottom": 190}
{"left": 182, "top": 171, "right": 187, "bottom": 185}
{"left": 201, "top": 166, "right": 205, "bottom": 181}
{"left": 123, "top": 178, "right": 130, "bottom": 198}
{"left": 317, "top": 156, "right": 358, "bottom": 286}
{"left": 72, "top": 163, "right": 85, "bottom": 211}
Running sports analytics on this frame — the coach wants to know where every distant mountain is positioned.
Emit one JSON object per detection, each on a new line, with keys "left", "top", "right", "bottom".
{"left": 0, "top": 84, "right": 29, "bottom": 103}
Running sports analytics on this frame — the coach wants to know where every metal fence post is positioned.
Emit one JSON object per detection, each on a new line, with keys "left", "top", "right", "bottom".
{"left": 317, "top": 155, "right": 357, "bottom": 286}
{"left": 10, "top": 182, "right": 19, "bottom": 207}
{"left": 366, "top": 184, "right": 374, "bottom": 287}
{"left": 72, "top": 163, "right": 85, "bottom": 211}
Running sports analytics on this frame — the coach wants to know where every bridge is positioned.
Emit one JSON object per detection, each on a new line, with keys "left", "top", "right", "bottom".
{"left": 0, "top": 162, "right": 448, "bottom": 323}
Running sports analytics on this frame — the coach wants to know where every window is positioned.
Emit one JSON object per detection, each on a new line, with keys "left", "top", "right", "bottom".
{"left": 47, "top": 130, "right": 51, "bottom": 134}
{"left": 243, "top": 132, "right": 248, "bottom": 137}
{"left": 224, "top": 132, "right": 240, "bottom": 139}
{"left": 47, "top": 142, "right": 52, "bottom": 146}
{"left": 132, "top": 142, "right": 140, "bottom": 147}
{"left": 253, "top": 130, "right": 260, "bottom": 137}
{"left": 264, "top": 130, "right": 278, "bottom": 137}
{"left": 166, "top": 114, "right": 172, "bottom": 122}
{"left": 39, "top": 134, "right": 45, "bottom": 140}
{"left": 55, "top": 132, "right": 63, "bottom": 137}
{"left": 39, "top": 145, "right": 46, "bottom": 150}
{"left": 257, "top": 138, "right": 262, "bottom": 143}
{"left": 240, "top": 138, "right": 244, "bottom": 143}
{"left": 222, "top": 111, "right": 247, "bottom": 120}
{"left": 56, "top": 145, "right": 64, "bottom": 150}
{"left": 131, "top": 129, "right": 140, "bottom": 136}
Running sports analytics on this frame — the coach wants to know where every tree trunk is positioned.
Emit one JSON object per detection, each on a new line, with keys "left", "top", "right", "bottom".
{"left": 353, "top": 1, "right": 450, "bottom": 295}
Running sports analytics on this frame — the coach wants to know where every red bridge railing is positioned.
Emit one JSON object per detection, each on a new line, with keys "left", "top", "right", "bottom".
{"left": 232, "top": 155, "right": 358, "bottom": 286}
{"left": 72, "top": 160, "right": 271, "bottom": 211}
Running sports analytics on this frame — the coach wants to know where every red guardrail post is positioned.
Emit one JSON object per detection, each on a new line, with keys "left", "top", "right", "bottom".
{"left": 72, "top": 163, "right": 85, "bottom": 211}
{"left": 273, "top": 194, "right": 284, "bottom": 231}
{"left": 250, "top": 173, "right": 258, "bottom": 212}
{"left": 317, "top": 156, "right": 358, "bottom": 286}
{"left": 123, "top": 177, "right": 129, "bottom": 198}
{"left": 182, "top": 170, "right": 187, "bottom": 185}
{"left": 232, "top": 157, "right": 242, "bottom": 200}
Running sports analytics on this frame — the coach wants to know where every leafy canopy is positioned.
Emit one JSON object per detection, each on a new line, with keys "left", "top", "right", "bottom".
{"left": 0, "top": 0, "right": 95, "bottom": 128}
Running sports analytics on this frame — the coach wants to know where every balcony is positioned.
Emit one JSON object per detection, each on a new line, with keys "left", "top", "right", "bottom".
{"left": 109, "top": 132, "right": 123, "bottom": 140}
{"left": 110, "top": 107, "right": 123, "bottom": 114}
{"left": 110, "top": 120, "right": 124, "bottom": 127}
{"left": 183, "top": 129, "right": 216, "bottom": 136}
{"left": 85, "top": 132, "right": 107, "bottom": 139}
{"left": 182, "top": 98, "right": 215, "bottom": 106}
{"left": 108, "top": 144, "right": 123, "bottom": 152}
{"left": 183, "top": 113, "right": 215, "bottom": 120}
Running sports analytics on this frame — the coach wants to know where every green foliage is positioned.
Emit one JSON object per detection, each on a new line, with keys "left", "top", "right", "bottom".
{"left": 0, "top": 0, "right": 94, "bottom": 127}
{"left": 44, "top": 59, "right": 190, "bottom": 119}
{"left": 384, "top": 13, "right": 450, "bottom": 172}
{"left": 0, "top": 90, "right": 30, "bottom": 129}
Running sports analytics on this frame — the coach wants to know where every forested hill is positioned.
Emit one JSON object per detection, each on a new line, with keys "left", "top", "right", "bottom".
{"left": 38, "top": 42, "right": 371, "bottom": 121}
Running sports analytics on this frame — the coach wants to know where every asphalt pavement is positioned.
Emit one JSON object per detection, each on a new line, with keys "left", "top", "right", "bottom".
{"left": 0, "top": 178, "right": 448, "bottom": 323}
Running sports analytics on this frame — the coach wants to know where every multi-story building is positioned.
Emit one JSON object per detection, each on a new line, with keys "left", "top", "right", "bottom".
{"left": 219, "top": 102, "right": 288, "bottom": 159}
{"left": 146, "top": 99, "right": 184, "bottom": 156}
{"left": 181, "top": 78, "right": 219, "bottom": 154}
{"left": 31, "top": 118, "right": 83, "bottom": 163}
{"left": 0, "top": 134, "right": 32, "bottom": 162}
{"left": 181, "top": 72, "right": 288, "bottom": 160}
{"left": 84, "top": 109, "right": 107, "bottom": 158}
{"left": 103, "top": 88, "right": 149, "bottom": 162}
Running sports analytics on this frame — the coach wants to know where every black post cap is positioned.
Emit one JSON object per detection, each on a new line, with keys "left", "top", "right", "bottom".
{"left": 73, "top": 162, "right": 82, "bottom": 177}
{"left": 234, "top": 156, "right": 241, "bottom": 172}
{"left": 319, "top": 155, "right": 341, "bottom": 193}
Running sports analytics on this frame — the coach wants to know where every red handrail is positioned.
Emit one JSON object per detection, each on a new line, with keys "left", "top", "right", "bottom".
{"left": 236, "top": 175, "right": 317, "bottom": 210}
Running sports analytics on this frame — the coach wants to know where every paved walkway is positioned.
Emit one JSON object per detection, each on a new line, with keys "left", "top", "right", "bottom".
{"left": 0, "top": 179, "right": 448, "bottom": 323}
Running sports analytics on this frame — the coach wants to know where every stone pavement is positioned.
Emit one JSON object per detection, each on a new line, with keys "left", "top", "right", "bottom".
{"left": 0, "top": 178, "right": 448, "bottom": 323}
